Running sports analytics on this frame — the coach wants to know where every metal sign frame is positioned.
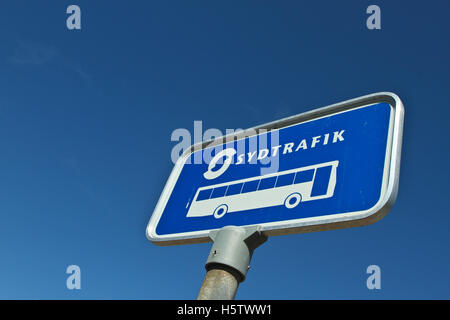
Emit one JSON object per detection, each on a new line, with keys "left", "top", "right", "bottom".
{"left": 146, "top": 92, "right": 404, "bottom": 245}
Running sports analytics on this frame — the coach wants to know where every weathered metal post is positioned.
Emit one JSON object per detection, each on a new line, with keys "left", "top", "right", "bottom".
{"left": 197, "top": 226, "right": 268, "bottom": 300}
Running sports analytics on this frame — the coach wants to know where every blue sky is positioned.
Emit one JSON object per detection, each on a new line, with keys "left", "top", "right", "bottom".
{"left": 0, "top": 1, "right": 449, "bottom": 299}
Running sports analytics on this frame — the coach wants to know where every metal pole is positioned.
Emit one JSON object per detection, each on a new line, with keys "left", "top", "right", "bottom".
{"left": 197, "top": 267, "right": 239, "bottom": 300}
{"left": 197, "top": 226, "right": 268, "bottom": 300}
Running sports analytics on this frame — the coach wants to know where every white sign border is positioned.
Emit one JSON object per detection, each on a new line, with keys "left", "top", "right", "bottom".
{"left": 146, "top": 92, "right": 404, "bottom": 245}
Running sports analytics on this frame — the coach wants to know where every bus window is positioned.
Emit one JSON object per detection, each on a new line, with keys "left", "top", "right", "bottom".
{"left": 196, "top": 188, "right": 213, "bottom": 201}
{"left": 242, "top": 180, "right": 259, "bottom": 193}
{"left": 295, "top": 169, "right": 314, "bottom": 184}
{"left": 226, "top": 182, "right": 243, "bottom": 196}
{"left": 258, "top": 176, "right": 276, "bottom": 190}
{"left": 276, "top": 173, "right": 295, "bottom": 187}
{"left": 311, "top": 165, "right": 333, "bottom": 197}
{"left": 210, "top": 186, "right": 227, "bottom": 199}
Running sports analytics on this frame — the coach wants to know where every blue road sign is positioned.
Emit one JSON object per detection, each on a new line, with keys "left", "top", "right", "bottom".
{"left": 147, "top": 92, "right": 404, "bottom": 245}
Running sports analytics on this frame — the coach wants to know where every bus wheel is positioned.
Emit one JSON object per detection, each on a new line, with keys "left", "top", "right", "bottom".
{"left": 284, "top": 193, "right": 302, "bottom": 209}
{"left": 213, "top": 204, "right": 228, "bottom": 219}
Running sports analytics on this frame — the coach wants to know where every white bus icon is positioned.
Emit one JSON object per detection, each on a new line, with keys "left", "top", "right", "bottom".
{"left": 186, "top": 160, "right": 339, "bottom": 219}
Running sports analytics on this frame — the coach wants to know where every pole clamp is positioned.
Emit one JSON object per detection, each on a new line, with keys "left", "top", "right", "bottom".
{"left": 205, "top": 226, "right": 268, "bottom": 282}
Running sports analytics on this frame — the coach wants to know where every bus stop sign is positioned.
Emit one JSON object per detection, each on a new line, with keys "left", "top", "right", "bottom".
{"left": 146, "top": 92, "right": 404, "bottom": 245}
